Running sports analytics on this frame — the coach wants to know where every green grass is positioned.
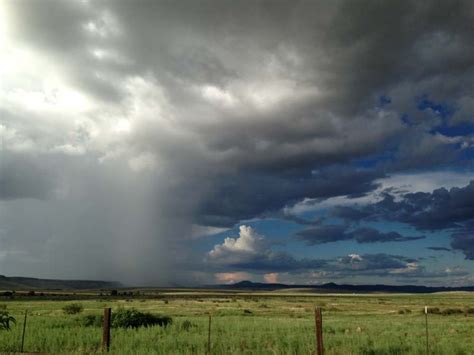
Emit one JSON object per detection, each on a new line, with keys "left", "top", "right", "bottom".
{"left": 0, "top": 291, "right": 473, "bottom": 354}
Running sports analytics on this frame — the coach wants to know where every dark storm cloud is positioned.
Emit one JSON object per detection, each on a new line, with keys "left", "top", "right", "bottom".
{"left": 2, "top": 0, "right": 474, "bottom": 284}
{"left": 196, "top": 166, "right": 383, "bottom": 227}
{"left": 336, "top": 253, "right": 415, "bottom": 271}
{"left": 450, "top": 233, "right": 474, "bottom": 260}
{"left": 226, "top": 254, "right": 326, "bottom": 273}
{"left": 427, "top": 247, "right": 452, "bottom": 252}
{"left": 329, "top": 181, "right": 474, "bottom": 260}
{"left": 0, "top": 153, "right": 57, "bottom": 200}
{"left": 331, "top": 181, "right": 474, "bottom": 231}
{"left": 295, "top": 225, "right": 423, "bottom": 245}
{"left": 329, "top": 253, "right": 466, "bottom": 280}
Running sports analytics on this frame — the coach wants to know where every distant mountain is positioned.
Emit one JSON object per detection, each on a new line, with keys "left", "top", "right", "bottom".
{"left": 215, "top": 280, "right": 474, "bottom": 293}
{"left": 0, "top": 275, "right": 121, "bottom": 290}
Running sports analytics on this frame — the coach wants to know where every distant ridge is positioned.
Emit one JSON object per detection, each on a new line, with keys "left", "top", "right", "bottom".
{"left": 0, "top": 275, "right": 121, "bottom": 290}
{"left": 215, "top": 280, "right": 474, "bottom": 293}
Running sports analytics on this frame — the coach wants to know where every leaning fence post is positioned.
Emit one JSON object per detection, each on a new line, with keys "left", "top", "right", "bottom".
{"left": 20, "top": 310, "right": 28, "bottom": 353}
{"left": 102, "top": 307, "right": 111, "bottom": 352}
{"left": 314, "top": 307, "right": 324, "bottom": 355}
{"left": 207, "top": 313, "right": 212, "bottom": 354}
{"left": 425, "top": 306, "right": 429, "bottom": 355}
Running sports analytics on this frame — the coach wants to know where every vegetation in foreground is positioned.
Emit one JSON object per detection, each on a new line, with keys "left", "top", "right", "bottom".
{"left": 0, "top": 290, "right": 473, "bottom": 354}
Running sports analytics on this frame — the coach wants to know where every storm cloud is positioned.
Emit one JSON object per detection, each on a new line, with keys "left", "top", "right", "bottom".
{"left": 295, "top": 225, "right": 424, "bottom": 245}
{"left": 1, "top": 0, "right": 474, "bottom": 285}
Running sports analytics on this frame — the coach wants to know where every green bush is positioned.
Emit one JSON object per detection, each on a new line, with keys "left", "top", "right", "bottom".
{"left": 0, "top": 310, "right": 16, "bottom": 331}
{"left": 423, "top": 307, "right": 464, "bottom": 316}
{"left": 465, "top": 307, "right": 474, "bottom": 314}
{"left": 425, "top": 307, "right": 440, "bottom": 314}
{"left": 81, "top": 308, "right": 172, "bottom": 329}
{"left": 63, "top": 303, "right": 84, "bottom": 315}
{"left": 441, "top": 308, "right": 463, "bottom": 315}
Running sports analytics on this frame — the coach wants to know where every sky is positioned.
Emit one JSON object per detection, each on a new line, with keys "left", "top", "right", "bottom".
{"left": 1, "top": 0, "right": 474, "bottom": 287}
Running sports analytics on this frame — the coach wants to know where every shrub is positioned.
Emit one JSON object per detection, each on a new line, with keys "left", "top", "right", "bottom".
{"left": 81, "top": 308, "right": 172, "bottom": 329}
{"left": 425, "top": 307, "right": 440, "bottom": 314}
{"left": 113, "top": 308, "right": 172, "bottom": 328}
{"left": 441, "top": 308, "right": 463, "bottom": 315}
{"left": 0, "top": 310, "right": 16, "bottom": 331}
{"left": 63, "top": 303, "right": 84, "bottom": 315}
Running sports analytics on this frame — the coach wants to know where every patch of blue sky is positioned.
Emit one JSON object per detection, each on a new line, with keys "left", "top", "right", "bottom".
{"left": 433, "top": 121, "right": 474, "bottom": 137}
{"left": 416, "top": 94, "right": 456, "bottom": 120}
{"left": 378, "top": 94, "right": 392, "bottom": 107}
{"left": 456, "top": 146, "right": 474, "bottom": 163}
{"left": 352, "top": 149, "right": 397, "bottom": 169}
{"left": 400, "top": 113, "right": 414, "bottom": 126}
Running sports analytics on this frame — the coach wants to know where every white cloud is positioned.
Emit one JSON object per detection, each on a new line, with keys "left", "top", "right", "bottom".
{"left": 348, "top": 254, "right": 363, "bottom": 263}
{"left": 264, "top": 272, "right": 279, "bottom": 283}
{"left": 390, "top": 262, "right": 419, "bottom": 274}
{"left": 208, "top": 225, "right": 266, "bottom": 260}
{"left": 190, "top": 225, "right": 229, "bottom": 240}
{"left": 200, "top": 85, "right": 236, "bottom": 107}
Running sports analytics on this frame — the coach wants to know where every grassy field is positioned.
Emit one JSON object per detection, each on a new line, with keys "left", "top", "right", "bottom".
{"left": 0, "top": 290, "right": 473, "bottom": 354}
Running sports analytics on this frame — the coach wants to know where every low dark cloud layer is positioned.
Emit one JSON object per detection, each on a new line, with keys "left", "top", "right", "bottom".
{"left": 332, "top": 182, "right": 474, "bottom": 231}
{"left": 451, "top": 233, "right": 474, "bottom": 260}
{"left": 330, "top": 181, "right": 474, "bottom": 260}
{"left": 295, "top": 225, "right": 424, "bottom": 245}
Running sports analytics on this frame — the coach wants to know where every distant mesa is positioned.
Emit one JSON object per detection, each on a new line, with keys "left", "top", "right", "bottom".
{"left": 0, "top": 275, "right": 121, "bottom": 290}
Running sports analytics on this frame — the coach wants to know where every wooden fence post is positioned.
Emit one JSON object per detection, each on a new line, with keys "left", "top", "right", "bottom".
{"left": 207, "top": 313, "right": 212, "bottom": 354}
{"left": 102, "top": 307, "right": 111, "bottom": 352}
{"left": 425, "top": 306, "right": 429, "bottom": 355}
{"left": 314, "top": 307, "right": 324, "bottom": 355}
{"left": 20, "top": 310, "right": 28, "bottom": 353}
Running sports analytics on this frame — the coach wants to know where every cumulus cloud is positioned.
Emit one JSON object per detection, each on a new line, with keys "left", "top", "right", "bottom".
{"left": 207, "top": 226, "right": 325, "bottom": 272}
